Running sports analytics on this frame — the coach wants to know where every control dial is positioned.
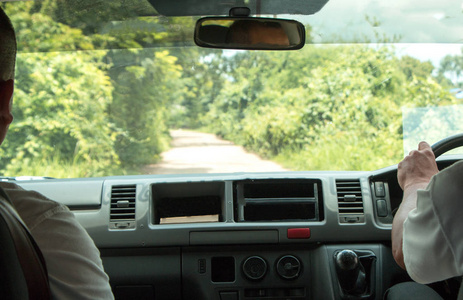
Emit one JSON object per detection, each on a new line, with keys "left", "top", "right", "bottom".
{"left": 242, "top": 256, "right": 267, "bottom": 280}
{"left": 276, "top": 255, "right": 301, "bottom": 280}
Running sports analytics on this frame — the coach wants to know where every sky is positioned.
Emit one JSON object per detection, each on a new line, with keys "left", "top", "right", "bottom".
{"left": 288, "top": 0, "right": 463, "bottom": 68}
{"left": 396, "top": 43, "right": 462, "bottom": 68}
{"left": 304, "top": 0, "right": 463, "bottom": 44}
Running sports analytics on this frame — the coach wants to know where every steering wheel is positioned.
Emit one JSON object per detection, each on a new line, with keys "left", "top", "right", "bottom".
{"left": 431, "top": 133, "right": 463, "bottom": 158}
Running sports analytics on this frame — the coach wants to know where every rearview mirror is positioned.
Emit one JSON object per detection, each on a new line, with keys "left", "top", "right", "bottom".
{"left": 195, "top": 17, "right": 306, "bottom": 50}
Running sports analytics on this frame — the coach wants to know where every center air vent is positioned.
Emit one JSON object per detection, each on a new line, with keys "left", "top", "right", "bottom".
{"left": 336, "top": 179, "right": 364, "bottom": 224}
{"left": 109, "top": 184, "right": 136, "bottom": 229}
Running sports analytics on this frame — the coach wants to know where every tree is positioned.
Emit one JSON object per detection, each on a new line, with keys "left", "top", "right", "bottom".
{"left": 2, "top": 3, "right": 118, "bottom": 177}
{"left": 199, "top": 44, "right": 454, "bottom": 170}
{"left": 439, "top": 49, "right": 463, "bottom": 88}
{"left": 399, "top": 56, "right": 434, "bottom": 81}
{"left": 108, "top": 49, "right": 182, "bottom": 166}
{"left": 5, "top": 1, "right": 191, "bottom": 171}
{"left": 168, "top": 48, "right": 226, "bottom": 129}
{"left": 2, "top": 51, "right": 117, "bottom": 176}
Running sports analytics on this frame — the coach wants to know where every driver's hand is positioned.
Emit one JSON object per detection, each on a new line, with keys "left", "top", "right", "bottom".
{"left": 397, "top": 141, "right": 439, "bottom": 190}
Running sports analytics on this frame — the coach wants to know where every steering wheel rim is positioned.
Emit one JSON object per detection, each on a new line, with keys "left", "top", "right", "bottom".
{"left": 431, "top": 133, "right": 463, "bottom": 158}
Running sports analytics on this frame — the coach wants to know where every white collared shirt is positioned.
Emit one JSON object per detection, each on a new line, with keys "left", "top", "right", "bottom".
{"left": 1, "top": 182, "right": 114, "bottom": 300}
{"left": 403, "top": 160, "right": 463, "bottom": 286}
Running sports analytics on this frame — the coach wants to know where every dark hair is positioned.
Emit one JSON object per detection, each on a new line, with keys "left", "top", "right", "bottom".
{"left": 226, "top": 20, "right": 252, "bottom": 44}
{"left": 0, "top": 6, "right": 17, "bottom": 81}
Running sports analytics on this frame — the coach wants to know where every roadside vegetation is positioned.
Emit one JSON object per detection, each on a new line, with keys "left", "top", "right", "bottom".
{"left": 1, "top": 1, "right": 462, "bottom": 177}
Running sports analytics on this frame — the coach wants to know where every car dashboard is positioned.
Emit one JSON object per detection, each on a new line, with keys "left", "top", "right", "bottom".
{"left": 16, "top": 159, "right": 460, "bottom": 300}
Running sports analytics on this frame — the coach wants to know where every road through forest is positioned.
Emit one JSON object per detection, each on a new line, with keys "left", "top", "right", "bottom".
{"left": 142, "top": 129, "right": 287, "bottom": 174}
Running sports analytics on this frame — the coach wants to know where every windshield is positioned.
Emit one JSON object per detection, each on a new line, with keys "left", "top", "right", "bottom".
{"left": 1, "top": 0, "right": 463, "bottom": 178}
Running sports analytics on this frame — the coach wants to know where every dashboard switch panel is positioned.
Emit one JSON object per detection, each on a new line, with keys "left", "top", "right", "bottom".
{"left": 370, "top": 181, "right": 393, "bottom": 224}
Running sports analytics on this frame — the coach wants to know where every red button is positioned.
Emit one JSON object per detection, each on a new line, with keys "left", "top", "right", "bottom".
{"left": 287, "top": 228, "right": 311, "bottom": 239}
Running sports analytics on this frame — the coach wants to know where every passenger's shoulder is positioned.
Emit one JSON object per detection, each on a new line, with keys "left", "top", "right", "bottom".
{"left": 0, "top": 182, "right": 69, "bottom": 230}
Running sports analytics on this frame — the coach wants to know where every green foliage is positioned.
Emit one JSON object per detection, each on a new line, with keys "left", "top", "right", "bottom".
{"left": 399, "top": 56, "right": 434, "bottom": 81}
{"left": 438, "top": 48, "right": 463, "bottom": 88}
{"left": 36, "top": 0, "right": 156, "bottom": 35}
{"left": 1, "top": 51, "right": 118, "bottom": 177}
{"left": 1, "top": 4, "right": 119, "bottom": 177}
{"left": 3, "top": 2, "right": 187, "bottom": 175}
{"left": 3, "top": 152, "right": 100, "bottom": 178}
{"left": 5, "top": 2, "right": 101, "bottom": 52}
{"left": 168, "top": 49, "right": 226, "bottom": 129}
{"left": 200, "top": 45, "right": 457, "bottom": 171}
{"left": 108, "top": 49, "right": 182, "bottom": 166}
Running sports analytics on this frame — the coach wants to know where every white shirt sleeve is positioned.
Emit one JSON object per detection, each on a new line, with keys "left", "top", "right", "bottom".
{"left": 403, "top": 161, "right": 463, "bottom": 284}
{"left": 31, "top": 206, "right": 114, "bottom": 300}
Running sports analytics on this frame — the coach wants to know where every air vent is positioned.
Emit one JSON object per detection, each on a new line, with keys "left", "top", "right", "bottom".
{"left": 109, "top": 184, "right": 136, "bottom": 229}
{"left": 336, "top": 179, "right": 364, "bottom": 224}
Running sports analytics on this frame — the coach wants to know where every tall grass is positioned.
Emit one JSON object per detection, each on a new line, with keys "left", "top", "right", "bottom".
{"left": 273, "top": 135, "right": 402, "bottom": 171}
{"left": 2, "top": 155, "right": 127, "bottom": 178}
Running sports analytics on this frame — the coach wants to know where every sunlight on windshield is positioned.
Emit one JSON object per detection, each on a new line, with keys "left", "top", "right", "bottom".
{"left": 403, "top": 105, "right": 463, "bottom": 156}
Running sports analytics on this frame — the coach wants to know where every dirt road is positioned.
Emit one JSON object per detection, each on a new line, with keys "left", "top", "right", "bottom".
{"left": 142, "top": 129, "right": 287, "bottom": 174}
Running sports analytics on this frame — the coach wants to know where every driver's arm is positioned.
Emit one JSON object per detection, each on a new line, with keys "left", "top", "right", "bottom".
{"left": 391, "top": 141, "right": 438, "bottom": 269}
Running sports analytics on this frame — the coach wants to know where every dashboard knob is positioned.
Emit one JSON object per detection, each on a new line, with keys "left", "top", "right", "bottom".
{"left": 276, "top": 255, "right": 301, "bottom": 280}
{"left": 243, "top": 256, "right": 267, "bottom": 280}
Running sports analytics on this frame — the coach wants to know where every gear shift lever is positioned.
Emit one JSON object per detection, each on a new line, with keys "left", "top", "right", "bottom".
{"left": 335, "top": 250, "right": 366, "bottom": 294}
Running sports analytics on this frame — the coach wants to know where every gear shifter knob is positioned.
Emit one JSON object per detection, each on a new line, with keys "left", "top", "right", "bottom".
{"left": 335, "top": 249, "right": 359, "bottom": 271}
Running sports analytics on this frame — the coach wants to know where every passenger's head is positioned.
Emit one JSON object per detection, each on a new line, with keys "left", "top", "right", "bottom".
{"left": 227, "top": 20, "right": 290, "bottom": 47}
{"left": 0, "top": 6, "right": 16, "bottom": 81}
{"left": 0, "top": 6, "right": 16, "bottom": 144}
